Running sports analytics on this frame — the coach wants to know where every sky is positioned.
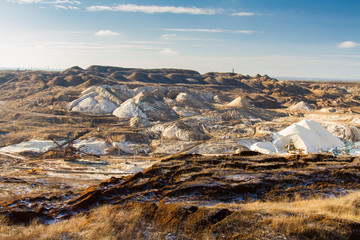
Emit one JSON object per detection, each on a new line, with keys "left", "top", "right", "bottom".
{"left": 1, "top": 0, "right": 360, "bottom": 80}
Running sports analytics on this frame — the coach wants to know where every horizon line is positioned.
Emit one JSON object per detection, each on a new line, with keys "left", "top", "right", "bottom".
{"left": 0, "top": 66, "right": 359, "bottom": 82}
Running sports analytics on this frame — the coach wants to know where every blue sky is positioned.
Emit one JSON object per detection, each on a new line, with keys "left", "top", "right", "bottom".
{"left": 1, "top": 0, "right": 360, "bottom": 79}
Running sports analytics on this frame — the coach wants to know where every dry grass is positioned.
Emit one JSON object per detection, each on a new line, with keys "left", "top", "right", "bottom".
{"left": 242, "top": 191, "right": 360, "bottom": 223}
{"left": 0, "top": 204, "right": 150, "bottom": 240}
{"left": 1, "top": 192, "right": 359, "bottom": 240}
{"left": 233, "top": 191, "right": 360, "bottom": 239}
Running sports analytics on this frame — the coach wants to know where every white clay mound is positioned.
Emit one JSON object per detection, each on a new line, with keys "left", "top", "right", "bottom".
{"left": 226, "top": 97, "right": 252, "bottom": 108}
{"left": 288, "top": 101, "right": 312, "bottom": 112}
{"left": 251, "top": 119, "right": 345, "bottom": 154}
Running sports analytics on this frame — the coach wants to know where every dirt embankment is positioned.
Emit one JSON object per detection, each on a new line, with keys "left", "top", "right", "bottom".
{"left": 1, "top": 153, "right": 359, "bottom": 224}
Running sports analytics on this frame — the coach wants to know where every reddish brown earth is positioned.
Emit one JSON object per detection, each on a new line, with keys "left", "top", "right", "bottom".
{"left": 1, "top": 152, "right": 359, "bottom": 226}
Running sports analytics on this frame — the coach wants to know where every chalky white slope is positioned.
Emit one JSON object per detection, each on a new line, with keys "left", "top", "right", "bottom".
{"left": 68, "top": 85, "right": 121, "bottom": 114}
{"left": 251, "top": 119, "right": 345, "bottom": 154}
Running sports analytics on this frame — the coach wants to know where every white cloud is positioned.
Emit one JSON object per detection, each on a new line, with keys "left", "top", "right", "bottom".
{"left": 87, "top": 4, "right": 219, "bottom": 15}
{"left": 159, "top": 48, "right": 178, "bottom": 56}
{"left": 164, "top": 28, "right": 225, "bottom": 33}
{"left": 87, "top": 6, "right": 112, "bottom": 11}
{"left": 160, "top": 33, "right": 222, "bottom": 42}
{"left": 164, "top": 28, "right": 257, "bottom": 34}
{"left": 338, "top": 41, "right": 360, "bottom": 48}
{"left": 235, "top": 30, "right": 256, "bottom": 34}
{"left": 95, "top": 30, "right": 120, "bottom": 37}
{"left": 161, "top": 34, "right": 177, "bottom": 40}
{"left": 8, "top": 0, "right": 80, "bottom": 4}
{"left": 231, "top": 12, "right": 256, "bottom": 16}
{"left": 7, "top": 0, "right": 81, "bottom": 9}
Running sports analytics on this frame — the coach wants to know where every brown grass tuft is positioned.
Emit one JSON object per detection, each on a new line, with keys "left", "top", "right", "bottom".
{"left": 243, "top": 191, "right": 360, "bottom": 223}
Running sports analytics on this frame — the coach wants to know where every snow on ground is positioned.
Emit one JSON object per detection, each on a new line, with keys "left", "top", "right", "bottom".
{"left": 74, "top": 138, "right": 110, "bottom": 155}
{"left": 250, "top": 142, "right": 277, "bottom": 155}
{"left": 0, "top": 138, "right": 110, "bottom": 156}
{"left": 251, "top": 119, "right": 346, "bottom": 155}
{"left": 0, "top": 140, "right": 57, "bottom": 154}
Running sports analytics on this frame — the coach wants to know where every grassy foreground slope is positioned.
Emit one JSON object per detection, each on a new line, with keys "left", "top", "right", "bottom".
{"left": 1, "top": 191, "right": 359, "bottom": 239}
{"left": 1, "top": 153, "right": 360, "bottom": 239}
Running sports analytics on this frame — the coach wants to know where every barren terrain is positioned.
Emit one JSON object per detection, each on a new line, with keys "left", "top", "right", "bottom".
{"left": 0, "top": 66, "right": 359, "bottom": 239}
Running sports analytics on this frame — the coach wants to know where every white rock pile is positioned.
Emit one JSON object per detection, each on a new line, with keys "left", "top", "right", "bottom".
{"left": 250, "top": 119, "right": 345, "bottom": 154}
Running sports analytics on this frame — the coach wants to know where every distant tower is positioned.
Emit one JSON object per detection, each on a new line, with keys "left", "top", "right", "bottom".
{"left": 232, "top": 68, "right": 234, "bottom": 73}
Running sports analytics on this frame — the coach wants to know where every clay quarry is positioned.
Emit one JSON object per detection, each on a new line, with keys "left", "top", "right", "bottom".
{"left": 0, "top": 65, "right": 360, "bottom": 239}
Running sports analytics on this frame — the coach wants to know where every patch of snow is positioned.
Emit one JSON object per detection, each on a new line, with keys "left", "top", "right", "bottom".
{"left": 251, "top": 119, "right": 345, "bottom": 154}
{"left": 74, "top": 138, "right": 109, "bottom": 155}
{"left": 0, "top": 140, "right": 57, "bottom": 154}
{"left": 250, "top": 142, "right": 277, "bottom": 155}
{"left": 275, "top": 119, "right": 345, "bottom": 153}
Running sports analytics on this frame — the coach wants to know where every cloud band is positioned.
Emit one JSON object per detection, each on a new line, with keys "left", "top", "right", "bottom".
{"left": 87, "top": 4, "right": 219, "bottom": 15}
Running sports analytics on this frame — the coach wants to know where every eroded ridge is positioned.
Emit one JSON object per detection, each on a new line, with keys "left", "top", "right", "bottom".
{"left": 1, "top": 152, "right": 359, "bottom": 225}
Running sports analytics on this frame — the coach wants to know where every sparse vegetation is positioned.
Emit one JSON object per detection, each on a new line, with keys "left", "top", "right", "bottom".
{"left": 0, "top": 67, "right": 360, "bottom": 239}
{"left": 1, "top": 192, "right": 359, "bottom": 239}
